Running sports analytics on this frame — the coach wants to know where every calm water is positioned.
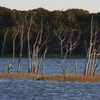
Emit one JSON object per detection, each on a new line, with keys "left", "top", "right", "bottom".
{"left": 0, "top": 58, "right": 100, "bottom": 100}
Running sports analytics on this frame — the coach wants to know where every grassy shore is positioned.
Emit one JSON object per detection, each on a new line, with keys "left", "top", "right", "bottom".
{"left": 0, "top": 73, "right": 100, "bottom": 83}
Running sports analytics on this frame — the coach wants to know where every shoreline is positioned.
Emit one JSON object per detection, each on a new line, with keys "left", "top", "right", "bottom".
{"left": 0, "top": 55, "right": 86, "bottom": 59}
{"left": 0, "top": 54, "right": 86, "bottom": 58}
{"left": 0, "top": 73, "right": 100, "bottom": 83}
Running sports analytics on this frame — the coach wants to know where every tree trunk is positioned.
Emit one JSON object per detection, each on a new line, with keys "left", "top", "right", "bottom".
{"left": 8, "top": 38, "right": 16, "bottom": 73}
{"left": 93, "top": 62, "right": 98, "bottom": 76}
{"left": 56, "top": 60, "right": 68, "bottom": 80}
{"left": 18, "top": 25, "right": 24, "bottom": 72}
{"left": 35, "top": 47, "right": 38, "bottom": 73}
{"left": 61, "top": 41, "right": 63, "bottom": 58}
{"left": 37, "top": 57, "right": 42, "bottom": 76}
{"left": 64, "top": 68, "right": 68, "bottom": 80}
{"left": 1, "top": 28, "right": 9, "bottom": 56}
{"left": 42, "top": 48, "right": 48, "bottom": 75}
{"left": 27, "top": 17, "right": 32, "bottom": 73}
{"left": 75, "top": 60, "right": 78, "bottom": 75}
{"left": 28, "top": 34, "right": 31, "bottom": 73}
{"left": 69, "top": 39, "right": 72, "bottom": 57}
{"left": 32, "top": 45, "right": 36, "bottom": 73}
{"left": 84, "top": 17, "right": 93, "bottom": 75}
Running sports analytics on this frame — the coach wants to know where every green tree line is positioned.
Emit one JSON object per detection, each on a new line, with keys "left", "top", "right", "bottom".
{"left": 0, "top": 7, "right": 100, "bottom": 57}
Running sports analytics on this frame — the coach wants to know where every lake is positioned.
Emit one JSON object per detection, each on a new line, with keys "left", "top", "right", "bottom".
{"left": 0, "top": 58, "right": 100, "bottom": 100}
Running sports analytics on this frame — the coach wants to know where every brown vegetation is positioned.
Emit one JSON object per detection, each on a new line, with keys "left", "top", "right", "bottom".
{"left": 0, "top": 73, "right": 100, "bottom": 83}
{"left": 38, "top": 75, "right": 100, "bottom": 82}
{"left": 0, "top": 73, "right": 37, "bottom": 79}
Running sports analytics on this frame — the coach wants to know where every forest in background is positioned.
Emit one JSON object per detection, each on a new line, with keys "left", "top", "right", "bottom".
{"left": 0, "top": 6, "right": 100, "bottom": 58}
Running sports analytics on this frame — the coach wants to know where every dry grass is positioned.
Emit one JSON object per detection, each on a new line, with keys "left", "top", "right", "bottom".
{"left": 0, "top": 73, "right": 37, "bottom": 79}
{"left": 37, "top": 75, "right": 100, "bottom": 82}
{"left": 0, "top": 73, "right": 100, "bottom": 82}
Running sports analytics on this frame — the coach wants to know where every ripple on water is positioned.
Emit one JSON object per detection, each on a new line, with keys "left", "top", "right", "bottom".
{"left": 0, "top": 58, "right": 100, "bottom": 100}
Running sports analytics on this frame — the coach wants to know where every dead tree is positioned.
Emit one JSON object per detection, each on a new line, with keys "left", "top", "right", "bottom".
{"left": 34, "top": 18, "right": 43, "bottom": 73}
{"left": 37, "top": 57, "right": 42, "bottom": 76}
{"left": 25, "top": 15, "right": 32, "bottom": 73}
{"left": 1, "top": 28, "right": 9, "bottom": 56}
{"left": 75, "top": 59, "right": 78, "bottom": 75}
{"left": 84, "top": 16, "right": 100, "bottom": 75}
{"left": 42, "top": 47, "right": 48, "bottom": 75}
{"left": 32, "top": 32, "right": 39, "bottom": 73}
{"left": 54, "top": 24, "right": 67, "bottom": 58}
{"left": 56, "top": 60, "right": 68, "bottom": 80}
{"left": 32, "top": 18, "right": 49, "bottom": 74}
{"left": 8, "top": 28, "right": 19, "bottom": 73}
{"left": 32, "top": 32, "right": 41, "bottom": 73}
{"left": 18, "top": 24, "right": 24, "bottom": 72}
{"left": 54, "top": 23, "right": 80, "bottom": 58}
{"left": 56, "top": 27, "right": 80, "bottom": 78}
{"left": 69, "top": 38, "right": 72, "bottom": 57}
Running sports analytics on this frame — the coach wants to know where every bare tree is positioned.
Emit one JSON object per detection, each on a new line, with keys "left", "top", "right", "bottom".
{"left": 75, "top": 59, "right": 78, "bottom": 75}
{"left": 42, "top": 47, "right": 48, "bottom": 75}
{"left": 56, "top": 26, "right": 80, "bottom": 78}
{"left": 8, "top": 27, "right": 19, "bottom": 73}
{"left": 25, "top": 15, "right": 32, "bottom": 73}
{"left": 34, "top": 18, "right": 43, "bottom": 73}
{"left": 32, "top": 32, "right": 39, "bottom": 73}
{"left": 54, "top": 23, "right": 80, "bottom": 58}
{"left": 32, "top": 18, "right": 49, "bottom": 74}
{"left": 18, "top": 24, "right": 24, "bottom": 72}
{"left": 37, "top": 57, "right": 42, "bottom": 76}
{"left": 54, "top": 23, "right": 67, "bottom": 58}
{"left": 56, "top": 60, "right": 68, "bottom": 80}
{"left": 1, "top": 28, "right": 9, "bottom": 56}
{"left": 84, "top": 16, "right": 100, "bottom": 75}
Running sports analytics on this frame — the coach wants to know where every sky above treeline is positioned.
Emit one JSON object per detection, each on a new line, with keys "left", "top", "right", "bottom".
{"left": 0, "top": 0, "right": 100, "bottom": 13}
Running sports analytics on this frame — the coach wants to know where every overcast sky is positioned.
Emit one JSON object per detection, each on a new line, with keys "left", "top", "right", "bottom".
{"left": 0, "top": 0, "right": 100, "bottom": 13}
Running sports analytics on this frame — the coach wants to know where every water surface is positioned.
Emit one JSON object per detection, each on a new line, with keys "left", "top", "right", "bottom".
{"left": 0, "top": 58, "right": 100, "bottom": 100}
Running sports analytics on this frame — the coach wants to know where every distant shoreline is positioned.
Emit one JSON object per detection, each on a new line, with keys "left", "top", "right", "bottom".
{"left": 0, "top": 54, "right": 86, "bottom": 58}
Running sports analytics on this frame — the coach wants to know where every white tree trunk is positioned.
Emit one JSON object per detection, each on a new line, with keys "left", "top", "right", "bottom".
{"left": 75, "top": 60, "right": 78, "bottom": 75}
{"left": 37, "top": 57, "right": 42, "bottom": 76}
{"left": 32, "top": 45, "right": 36, "bottom": 73}
{"left": 8, "top": 30, "right": 18, "bottom": 73}
{"left": 27, "top": 17, "right": 32, "bottom": 73}
{"left": 35, "top": 47, "right": 38, "bottom": 73}
{"left": 61, "top": 41, "right": 63, "bottom": 58}
{"left": 42, "top": 47, "right": 48, "bottom": 75}
{"left": 1, "top": 28, "right": 9, "bottom": 56}
{"left": 18, "top": 25, "right": 24, "bottom": 72}
{"left": 84, "top": 16, "right": 93, "bottom": 75}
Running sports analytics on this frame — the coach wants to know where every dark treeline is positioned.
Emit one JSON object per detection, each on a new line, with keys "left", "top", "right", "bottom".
{"left": 0, "top": 6, "right": 100, "bottom": 58}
